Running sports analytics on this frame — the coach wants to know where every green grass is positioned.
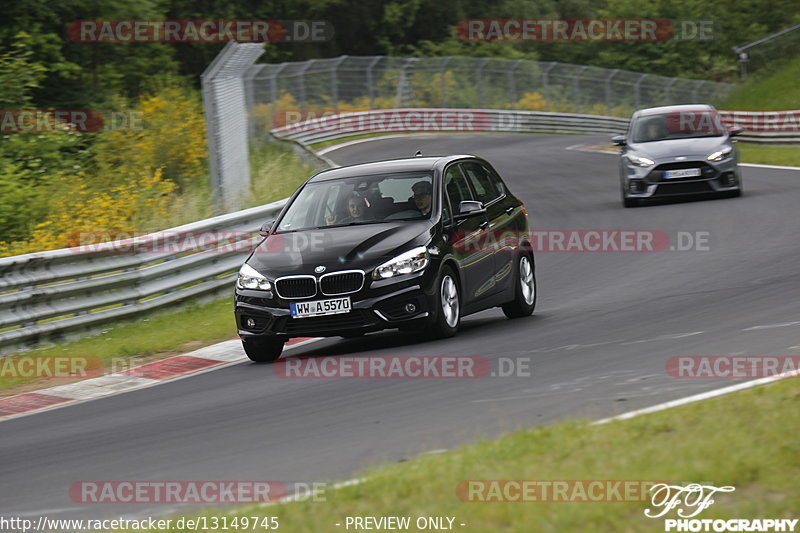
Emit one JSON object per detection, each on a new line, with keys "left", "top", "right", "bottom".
{"left": 115, "top": 377, "right": 798, "bottom": 532}
{"left": 737, "top": 143, "right": 800, "bottom": 167}
{"left": 249, "top": 141, "right": 317, "bottom": 204}
{"left": 0, "top": 297, "right": 237, "bottom": 394}
{"left": 721, "top": 54, "right": 800, "bottom": 111}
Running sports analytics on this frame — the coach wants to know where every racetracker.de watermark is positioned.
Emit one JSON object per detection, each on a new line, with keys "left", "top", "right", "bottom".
{"left": 275, "top": 109, "right": 491, "bottom": 134}
{"left": 454, "top": 230, "right": 710, "bottom": 253}
{"left": 72, "top": 230, "right": 712, "bottom": 254}
{"left": 456, "top": 19, "right": 716, "bottom": 42}
{"left": 0, "top": 110, "right": 142, "bottom": 133}
{"left": 67, "top": 20, "right": 333, "bottom": 43}
{"left": 457, "top": 480, "right": 664, "bottom": 502}
{"left": 273, "top": 355, "right": 532, "bottom": 378}
{"left": 0, "top": 356, "right": 104, "bottom": 379}
{"left": 69, "top": 481, "right": 287, "bottom": 503}
{"left": 666, "top": 356, "right": 800, "bottom": 379}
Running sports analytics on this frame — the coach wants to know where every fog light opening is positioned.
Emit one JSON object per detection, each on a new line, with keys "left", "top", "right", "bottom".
{"left": 246, "top": 318, "right": 256, "bottom": 328}
{"left": 629, "top": 180, "right": 645, "bottom": 193}
{"left": 404, "top": 303, "right": 417, "bottom": 314}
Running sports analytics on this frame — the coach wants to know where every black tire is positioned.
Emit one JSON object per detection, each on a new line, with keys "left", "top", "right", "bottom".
{"left": 427, "top": 265, "right": 460, "bottom": 338}
{"left": 242, "top": 336, "right": 284, "bottom": 363}
{"left": 623, "top": 196, "right": 639, "bottom": 208}
{"left": 502, "top": 253, "right": 536, "bottom": 319}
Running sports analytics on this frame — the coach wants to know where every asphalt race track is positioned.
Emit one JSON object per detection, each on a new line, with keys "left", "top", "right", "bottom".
{"left": 2, "top": 133, "right": 799, "bottom": 520}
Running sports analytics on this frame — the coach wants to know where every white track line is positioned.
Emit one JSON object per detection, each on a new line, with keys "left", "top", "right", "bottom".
{"left": 316, "top": 133, "right": 454, "bottom": 156}
{"left": 593, "top": 369, "right": 799, "bottom": 425}
{"left": 740, "top": 162, "right": 800, "bottom": 171}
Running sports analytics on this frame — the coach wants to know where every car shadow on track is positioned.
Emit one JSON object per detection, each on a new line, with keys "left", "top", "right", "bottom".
{"left": 280, "top": 313, "right": 545, "bottom": 360}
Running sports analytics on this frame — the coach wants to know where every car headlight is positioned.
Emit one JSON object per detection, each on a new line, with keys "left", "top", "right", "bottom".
{"left": 626, "top": 153, "right": 655, "bottom": 167}
{"left": 372, "top": 246, "right": 429, "bottom": 280}
{"left": 236, "top": 263, "right": 272, "bottom": 291}
{"left": 707, "top": 146, "right": 733, "bottom": 162}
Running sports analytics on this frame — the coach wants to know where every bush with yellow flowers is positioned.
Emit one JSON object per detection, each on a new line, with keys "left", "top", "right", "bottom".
{"left": 0, "top": 85, "right": 205, "bottom": 257}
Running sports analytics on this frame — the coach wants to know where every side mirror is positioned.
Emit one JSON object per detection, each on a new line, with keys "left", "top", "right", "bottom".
{"left": 456, "top": 200, "right": 486, "bottom": 219}
{"left": 259, "top": 219, "right": 276, "bottom": 236}
{"left": 728, "top": 127, "right": 743, "bottom": 137}
{"left": 612, "top": 135, "right": 627, "bottom": 146}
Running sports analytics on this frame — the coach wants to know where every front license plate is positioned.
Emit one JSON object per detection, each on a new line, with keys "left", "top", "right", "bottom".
{"left": 290, "top": 297, "right": 351, "bottom": 318}
{"left": 664, "top": 168, "right": 701, "bottom": 179}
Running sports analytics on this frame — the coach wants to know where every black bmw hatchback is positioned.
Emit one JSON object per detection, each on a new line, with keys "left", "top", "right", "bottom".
{"left": 234, "top": 155, "right": 536, "bottom": 362}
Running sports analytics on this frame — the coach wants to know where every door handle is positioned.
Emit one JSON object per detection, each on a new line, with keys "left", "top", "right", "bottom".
{"left": 505, "top": 206, "right": 515, "bottom": 215}
{"left": 479, "top": 220, "right": 489, "bottom": 230}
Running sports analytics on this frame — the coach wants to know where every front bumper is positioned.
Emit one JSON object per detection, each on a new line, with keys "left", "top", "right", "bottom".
{"left": 235, "top": 271, "right": 437, "bottom": 339}
{"left": 622, "top": 156, "right": 740, "bottom": 200}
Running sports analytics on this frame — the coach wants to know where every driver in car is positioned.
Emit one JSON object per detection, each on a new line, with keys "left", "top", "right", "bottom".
{"left": 333, "top": 192, "right": 370, "bottom": 224}
{"left": 411, "top": 181, "right": 432, "bottom": 217}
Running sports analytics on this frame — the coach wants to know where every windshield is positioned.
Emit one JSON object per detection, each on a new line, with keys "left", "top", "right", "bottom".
{"left": 276, "top": 172, "right": 434, "bottom": 233}
{"left": 632, "top": 111, "right": 726, "bottom": 143}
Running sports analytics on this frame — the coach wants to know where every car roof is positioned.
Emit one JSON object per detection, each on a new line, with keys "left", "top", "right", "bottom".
{"left": 308, "top": 155, "right": 477, "bottom": 182}
{"left": 633, "top": 104, "right": 717, "bottom": 118}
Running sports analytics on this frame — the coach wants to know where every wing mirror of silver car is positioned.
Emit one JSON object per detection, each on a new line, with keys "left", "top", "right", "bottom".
{"left": 612, "top": 135, "right": 627, "bottom": 146}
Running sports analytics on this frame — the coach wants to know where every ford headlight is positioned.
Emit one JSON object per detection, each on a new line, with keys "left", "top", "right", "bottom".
{"left": 372, "top": 246, "right": 429, "bottom": 280}
{"left": 626, "top": 153, "right": 655, "bottom": 167}
{"left": 236, "top": 263, "right": 272, "bottom": 290}
{"left": 707, "top": 146, "right": 733, "bottom": 162}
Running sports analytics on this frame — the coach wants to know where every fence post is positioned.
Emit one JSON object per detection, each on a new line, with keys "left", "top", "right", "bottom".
{"left": 634, "top": 74, "right": 648, "bottom": 109}
{"left": 542, "top": 62, "right": 557, "bottom": 111}
{"left": 664, "top": 77, "right": 678, "bottom": 105}
{"left": 476, "top": 58, "right": 490, "bottom": 107}
{"left": 692, "top": 80, "right": 706, "bottom": 103}
{"left": 201, "top": 42, "right": 264, "bottom": 214}
{"left": 508, "top": 59, "right": 521, "bottom": 107}
{"left": 366, "top": 56, "right": 381, "bottom": 109}
{"left": 604, "top": 69, "right": 619, "bottom": 115}
{"left": 298, "top": 61, "right": 312, "bottom": 112}
{"left": 573, "top": 66, "right": 587, "bottom": 113}
{"left": 330, "top": 56, "right": 347, "bottom": 112}
{"left": 440, "top": 56, "right": 451, "bottom": 107}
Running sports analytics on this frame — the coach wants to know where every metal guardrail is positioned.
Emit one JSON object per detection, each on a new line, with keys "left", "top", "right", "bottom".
{"left": 271, "top": 108, "right": 631, "bottom": 144}
{"left": 0, "top": 199, "right": 287, "bottom": 355}
{"left": 272, "top": 108, "right": 800, "bottom": 144}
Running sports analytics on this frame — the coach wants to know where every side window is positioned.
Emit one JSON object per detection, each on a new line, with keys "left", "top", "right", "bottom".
{"left": 481, "top": 164, "right": 505, "bottom": 196}
{"left": 461, "top": 162, "right": 502, "bottom": 205}
{"left": 444, "top": 165, "right": 472, "bottom": 223}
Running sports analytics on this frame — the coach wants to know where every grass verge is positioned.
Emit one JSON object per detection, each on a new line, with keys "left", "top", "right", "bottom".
{"left": 721, "top": 54, "right": 800, "bottom": 111}
{"left": 125, "top": 378, "right": 798, "bottom": 532}
{"left": 736, "top": 143, "right": 800, "bottom": 167}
